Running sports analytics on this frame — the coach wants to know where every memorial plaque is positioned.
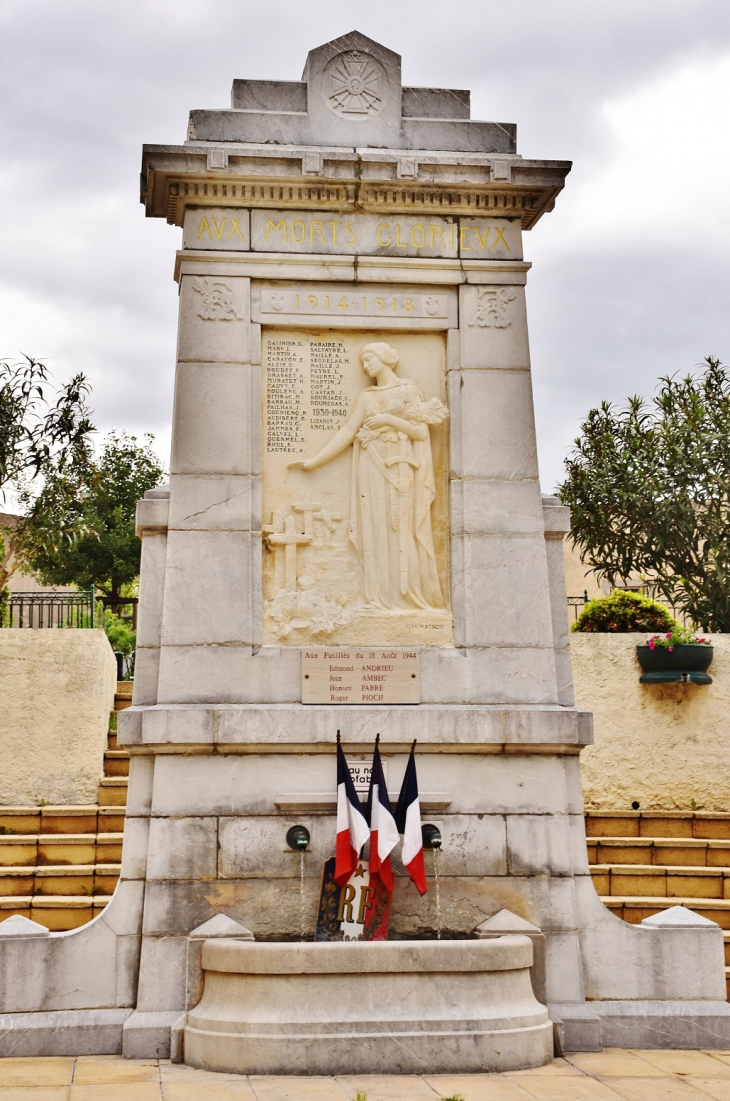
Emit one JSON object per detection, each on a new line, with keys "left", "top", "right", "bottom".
{"left": 302, "top": 649, "right": 419, "bottom": 704}
{"left": 262, "top": 328, "right": 452, "bottom": 647}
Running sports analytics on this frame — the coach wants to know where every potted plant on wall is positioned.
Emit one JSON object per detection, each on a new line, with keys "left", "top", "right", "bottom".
{"left": 636, "top": 627, "right": 714, "bottom": 684}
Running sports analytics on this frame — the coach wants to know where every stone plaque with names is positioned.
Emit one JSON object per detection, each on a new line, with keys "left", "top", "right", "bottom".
{"left": 302, "top": 649, "right": 420, "bottom": 704}
{"left": 262, "top": 329, "right": 453, "bottom": 648}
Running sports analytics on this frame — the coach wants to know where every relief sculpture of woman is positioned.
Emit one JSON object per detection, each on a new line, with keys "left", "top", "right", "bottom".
{"left": 289, "top": 342, "right": 448, "bottom": 611}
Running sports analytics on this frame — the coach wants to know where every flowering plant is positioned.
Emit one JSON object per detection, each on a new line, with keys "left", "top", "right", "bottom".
{"left": 647, "top": 626, "right": 710, "bottom": 651}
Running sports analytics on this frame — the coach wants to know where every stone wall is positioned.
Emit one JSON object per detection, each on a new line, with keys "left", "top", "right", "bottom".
{"left": 573, "top": 633, "right": 730, "bottom": 811}
{"left": 0, "top": 630, "right": 116, "bottom": 805}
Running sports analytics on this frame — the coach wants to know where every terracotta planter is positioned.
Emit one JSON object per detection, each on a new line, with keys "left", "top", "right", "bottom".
{"left": 636, "top": 643, "right": 714, "bottom": 684}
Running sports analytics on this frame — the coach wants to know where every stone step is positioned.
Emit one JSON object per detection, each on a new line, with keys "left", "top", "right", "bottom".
{"left": 600, "top": 895, "right": 730, "bottom": 928}
{"left": 97, "top": 778, "right": 128, "bottom": 806}
{"left": 586, "top": 810, "right": 730, "bottom": 840}
{"left": 591, "top": 864, "right": 730, "bottom": 899}
{"left": 724, "top": 932, "right": 730, "bottom": 966}
{"left": 0, "top": 806, "right": 112, "bottom": 836}
{"left": 114, "top": 681, "right": 133, "bottom": 713}
{"left": 99, "top": 808, "right": 126, "bottom": 832}
{"left": 0, "top": 833, "right": 123, "bottom": 867}
{"left": 0, "top": 895, "right": 113, "bottom": 931}
{"left": 0, "top": 864, "right": 120, "bottom": 897}
{"left": 0, "top": 806, "right": 125, "bottom": 835}
{"left": 103, "top": 751, "right": 130, "bottom": 777}
{"left": 587, "top": 837, "right": 730, "bottom": 867}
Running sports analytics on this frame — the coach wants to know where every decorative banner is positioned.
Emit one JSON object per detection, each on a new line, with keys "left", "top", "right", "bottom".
{"left": 315, "top": 857, "right": 391, "bottom": 941}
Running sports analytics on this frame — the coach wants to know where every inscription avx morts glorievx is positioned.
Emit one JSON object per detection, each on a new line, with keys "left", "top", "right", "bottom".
{"left": 251, "top": 211, "right": 517, "bottom": 257}
{"left": 182, "top": 208, "right": 523, "bottom": 260}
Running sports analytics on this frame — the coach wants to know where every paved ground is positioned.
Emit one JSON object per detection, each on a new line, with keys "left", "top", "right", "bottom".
{"left": 4, "top": 1051, "right": 730, "bottom": 1100}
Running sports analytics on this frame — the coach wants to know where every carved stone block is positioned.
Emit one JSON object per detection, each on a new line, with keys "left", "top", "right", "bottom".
{"left": 261, "top": 329, "right": 452, "bottom": 647}
{"left": 177, "top": 275, "right": 250, "bottom": 363}
{"left": 459, "top": 284, "right": 530, "bottom": 369}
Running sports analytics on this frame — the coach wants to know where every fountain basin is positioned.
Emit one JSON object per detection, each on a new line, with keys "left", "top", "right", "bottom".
{"left": 183, "top": 935, "right": 552, "bottom": 1075}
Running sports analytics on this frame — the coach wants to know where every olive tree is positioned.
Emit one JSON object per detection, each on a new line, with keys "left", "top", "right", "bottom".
{"left": 24, "top": 431, "right": 165, "bottom": 603}
{"left": 0, "top": 356, "right": 94, "bottom": 589}
{"left": 559, "top": 356, "right": 730, "bottom": 632}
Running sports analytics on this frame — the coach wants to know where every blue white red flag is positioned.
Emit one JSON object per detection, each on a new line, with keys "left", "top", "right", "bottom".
{"left": 335, "top": 734, "right": 370, "bottom": 887}
{"left": 364, "top": 736, "right": 400, "bottom": 891}
{"left": 394, "top": 741, "right": 427, "bottom": 895}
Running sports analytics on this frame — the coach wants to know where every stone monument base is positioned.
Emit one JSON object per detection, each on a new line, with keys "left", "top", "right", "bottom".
{"left": 181, "top": 936, "right": 553, "bottom": 1075}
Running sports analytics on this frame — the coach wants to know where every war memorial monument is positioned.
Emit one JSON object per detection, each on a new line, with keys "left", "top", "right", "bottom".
{"left": 1, "top": 31, "right": 729, "bottom": 1073}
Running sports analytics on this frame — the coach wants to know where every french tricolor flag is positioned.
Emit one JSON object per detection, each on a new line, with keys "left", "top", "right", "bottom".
{"left": 334, "top": 733, "right": 370, "bottom": 887}
{"left": 394, "top": 740, "right": 427, "bottom": 895}
{"left": 365, "top": 736, "right": 400, "bottom": 891}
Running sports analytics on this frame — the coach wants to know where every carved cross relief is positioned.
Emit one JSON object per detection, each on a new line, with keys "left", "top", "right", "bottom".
{"left": 324, "top": 50, "right": 385, "bottom": 118}
{"left": 264, "top": 505, "right": 343, "bottom": 594}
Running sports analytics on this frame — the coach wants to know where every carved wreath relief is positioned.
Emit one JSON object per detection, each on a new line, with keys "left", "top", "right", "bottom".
{"left": 192, "top": 278, "right": 242, "bottom": 321}
{"left": 323, "top": 50, "right": 386, "bottom": 118}
{"left": 262, "top": 331, "right": 452, "bottom": 646}
{"left": 468, "top": 287, "right": 516, "bottom": 329}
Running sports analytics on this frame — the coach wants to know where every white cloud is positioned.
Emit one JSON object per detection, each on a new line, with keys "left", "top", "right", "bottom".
{"left": 1, "top": 1, "right": 730, "bottom": 494}
{"left": 535, "top": 52, "right": 730, "bottom": 257}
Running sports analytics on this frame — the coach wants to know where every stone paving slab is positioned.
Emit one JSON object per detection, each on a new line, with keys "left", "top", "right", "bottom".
{"left": 4, "top": 1052, "right": 730, "bottom": 1101}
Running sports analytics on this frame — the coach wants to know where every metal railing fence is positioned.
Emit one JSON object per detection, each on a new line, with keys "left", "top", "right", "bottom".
{"left": 1, "top": 589, "right": 95, "bottom": 629}
{"left": 567, "top": 592, "right": 589, "bottom": 621}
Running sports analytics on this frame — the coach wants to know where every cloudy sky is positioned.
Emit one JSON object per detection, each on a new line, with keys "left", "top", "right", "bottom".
{"left": 1, "top": 0, "right": 728, "bottom": 490}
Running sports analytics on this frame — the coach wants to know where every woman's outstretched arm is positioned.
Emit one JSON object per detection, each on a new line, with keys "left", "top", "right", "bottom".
{"left": 288, "top": 393, "right": 366, "bottom": 471}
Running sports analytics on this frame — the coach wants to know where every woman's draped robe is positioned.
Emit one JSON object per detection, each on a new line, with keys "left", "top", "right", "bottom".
{"left": 348, "top": 379, "right": 446, "bottom": 611}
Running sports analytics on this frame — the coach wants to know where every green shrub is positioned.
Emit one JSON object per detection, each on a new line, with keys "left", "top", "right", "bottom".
{"left": 571, "top": 590, "right": 676, "bottom": 633}
{"left": 101, "top": 606, "right": 136, "bottom": 656}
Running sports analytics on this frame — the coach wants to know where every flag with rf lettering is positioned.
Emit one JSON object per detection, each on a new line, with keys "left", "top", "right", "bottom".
{"left": 394, "top": 740, "right": 427, "bottom": 895}
{"left": 334, "top": 733, "right": 370, "bottom": 887}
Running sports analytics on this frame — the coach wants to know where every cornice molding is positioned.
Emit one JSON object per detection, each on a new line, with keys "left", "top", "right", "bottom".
{"left": 141, "top": 145, "right": 570, "bottom": 231}
{"left": 173, "top": 249, "right": 532, "bottom": 286}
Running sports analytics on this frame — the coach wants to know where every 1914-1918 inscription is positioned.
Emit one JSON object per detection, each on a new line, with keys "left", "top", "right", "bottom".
{"left": 302, "top": 649, "right": 419, "bottom": 704}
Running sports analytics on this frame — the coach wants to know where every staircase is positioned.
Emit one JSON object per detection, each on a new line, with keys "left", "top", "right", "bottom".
{"left": 0, "top": 683, "right": 129, "bottom": 931}
{"left": 588, "top": 810, "right": 730, "bottom": 998}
